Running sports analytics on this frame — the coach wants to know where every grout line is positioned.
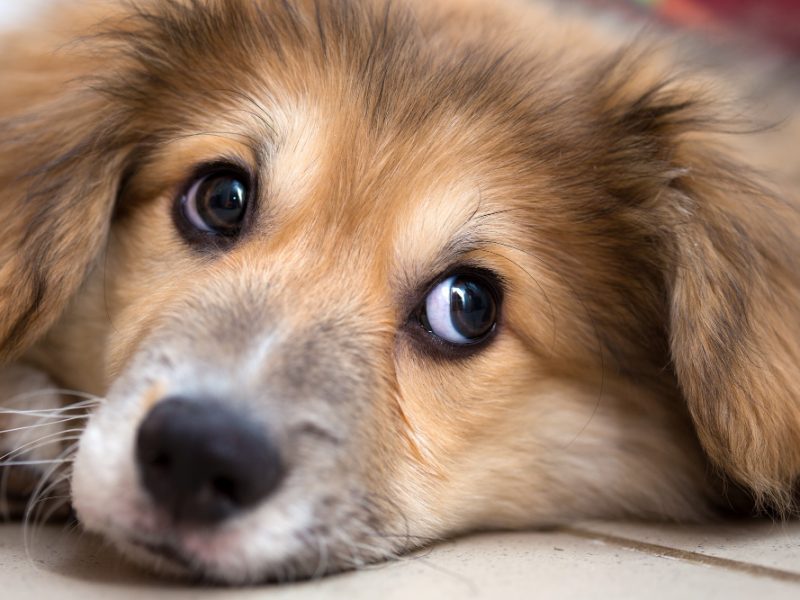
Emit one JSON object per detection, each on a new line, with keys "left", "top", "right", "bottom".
{"left": 560, "top": 526, "right": 800, "bottom": 585}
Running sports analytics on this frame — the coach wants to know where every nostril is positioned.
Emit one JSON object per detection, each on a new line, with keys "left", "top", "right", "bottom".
{"left": 149, "top": 453, "right": 171, "bottom": 469}
{"left": 211, "top": 475, "right": 238, "bottom": 503}
{"left": 135, "top": 397, "right": 284, "bottom": 525}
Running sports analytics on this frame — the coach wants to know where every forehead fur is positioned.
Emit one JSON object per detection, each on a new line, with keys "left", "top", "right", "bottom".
{"left": 5, "top": 0, "right": 733, "bottom": 372}
{"left": 89, "top": 0, "right": 719, "bottom": 215}
{"left": 98, "top": 0, "right": 534, "bottom": 141}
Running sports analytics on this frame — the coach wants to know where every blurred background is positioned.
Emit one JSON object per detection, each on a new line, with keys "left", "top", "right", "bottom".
{"left": 0, "top": 0, "right": 49, "bottom": 27}
{"left": 589, "top": 0, "right": 800, "bottom": 55}
{"left": 0, "top": 0, "right": 798, "bottom": 56}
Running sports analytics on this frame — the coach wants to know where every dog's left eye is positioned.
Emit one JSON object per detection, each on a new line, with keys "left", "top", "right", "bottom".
{"left": 181, "top": 171, "right": 250, "bottom": 236}
{"left": 419, "top": 274, "right": 498, "bottom": 345}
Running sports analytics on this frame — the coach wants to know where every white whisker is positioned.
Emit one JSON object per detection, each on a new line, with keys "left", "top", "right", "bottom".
{"left": 0, "top": 416, "right": 88, "bottom": 437}
{"left": 1, "top": 389, "right": 103, "bottom": 407}
{"left": 0, "top": 459, "right": 73, "bottom": 467}
{"left": 26, "top": 497, "right": 73, "bottom": 554}
{"left": 0, "top": 430, "right": 84, "bottom": 463}
{"left": 0, "top": 400, "right": 101, "bottom": 419}
{"left": 23, "top": 442, "right": 80, "bottom": 556}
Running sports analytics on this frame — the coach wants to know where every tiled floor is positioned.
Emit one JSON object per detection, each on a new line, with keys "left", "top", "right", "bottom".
{"left": 1, "top": 521, "right": 799, "bottom": 599}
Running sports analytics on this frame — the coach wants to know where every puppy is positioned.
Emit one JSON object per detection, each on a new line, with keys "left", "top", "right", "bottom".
{"left": 1, "top": 0, "right": 798, "bottom": 584}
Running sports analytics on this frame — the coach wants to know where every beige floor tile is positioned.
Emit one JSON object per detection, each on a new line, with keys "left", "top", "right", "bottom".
{"left": 572, "top": 520, "right": 800, "bottom": 573}
{"left": 2, "top": 524, "right": 800, "bottom": 599}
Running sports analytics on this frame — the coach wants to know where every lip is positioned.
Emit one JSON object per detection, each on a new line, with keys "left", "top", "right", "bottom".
{"left": 127, "top": 536, "right": 197, "bottom": 572}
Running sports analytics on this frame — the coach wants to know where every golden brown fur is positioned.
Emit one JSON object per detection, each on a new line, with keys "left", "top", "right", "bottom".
{"left": 0, "top": 0, "right": 799, "bottom": 583}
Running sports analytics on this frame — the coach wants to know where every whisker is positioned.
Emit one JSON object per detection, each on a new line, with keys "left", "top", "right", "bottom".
{"left": 30, "top": 474, "right": 72, "bottom": 501}
{"left": 0, "top": 430, "right": 84, "bottom": 463}
{"left": 0, "top": 459, "right": 74, "bottom": 467}
{"left": 37, "top": 497, "right": 72, "bottom": 520}
{"left": 0, "top": 401, "right": 102, "bottom": 419}
{"left": 1, "top": 389, "right": 103, "bottom": 407}
{"left": 27, "top": 491, "right": 71, "bottom": 518}
{"left": 0, "top": 412, "right": 86, "bottom": 516}
{"left": 25, "top": 497, "right": 73, "bottom": 559}
{"left": 0, "top": 415, "right": 90, "bottom": 436}
{"left": 23, "top": 442, "right": 80, "bottom": 556}
{"left": 28, "top": 477, "right": 72, "bottom": 522}
{"left": 1, "top": 395, "right": 102, "bottom": 408}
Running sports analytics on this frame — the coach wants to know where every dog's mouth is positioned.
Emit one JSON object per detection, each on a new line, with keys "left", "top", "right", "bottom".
{"left": 117, "top": 523, "right": 314, "bottom": 584}
{"left": 129, "top": 537, "right": 196, "bottom": 572}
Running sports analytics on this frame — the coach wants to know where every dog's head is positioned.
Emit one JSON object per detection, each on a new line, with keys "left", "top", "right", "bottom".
{"left": 1, "top": 0, "right": 799, "bottom": 584}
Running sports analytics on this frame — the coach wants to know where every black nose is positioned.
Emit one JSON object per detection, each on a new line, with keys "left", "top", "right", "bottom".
{"left": 136, "top": 397, "right": 283, "bottom": 525}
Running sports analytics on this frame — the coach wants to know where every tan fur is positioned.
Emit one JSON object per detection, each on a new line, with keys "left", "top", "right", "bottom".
{"left": 0, "top": 0, "right": 798, "bottom": 584}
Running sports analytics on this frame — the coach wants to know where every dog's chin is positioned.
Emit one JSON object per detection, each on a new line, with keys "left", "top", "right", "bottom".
{"left": 101, "top": 526, "right": 300, "bottom": 585}
{"left": 73, "top": 486, "right": 361, "bottom": 585}
{"left": 110, "top": 535, "right": 198, "bottom": 581}
{"left": 87, "top": 502, "right": 401, "bottom": 585}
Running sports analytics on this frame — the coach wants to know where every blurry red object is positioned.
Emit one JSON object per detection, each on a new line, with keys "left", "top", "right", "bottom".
{"left": 658, "top": 0, "right": 800, "bottom": 53}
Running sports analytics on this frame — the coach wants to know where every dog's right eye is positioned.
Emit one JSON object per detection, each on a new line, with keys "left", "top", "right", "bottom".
{"left": 417, "top": 272, "right": 499, "bottom": 347}
{"left": 180, "top": 170, "right": 250, "bottom": 238}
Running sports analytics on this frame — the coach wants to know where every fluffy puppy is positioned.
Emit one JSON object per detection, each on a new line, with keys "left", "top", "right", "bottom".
{"left": 0, "top": 0, "right": 798, "bottom": 584}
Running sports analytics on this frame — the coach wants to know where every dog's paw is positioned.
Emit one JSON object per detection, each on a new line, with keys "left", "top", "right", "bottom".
{"left": 0, "top": 364, "right": 74, "bottom": 522}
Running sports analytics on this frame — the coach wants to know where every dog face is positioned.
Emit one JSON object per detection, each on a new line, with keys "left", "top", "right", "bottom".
{"left": 1, "top": 0, "right": 799, "bottom": 585}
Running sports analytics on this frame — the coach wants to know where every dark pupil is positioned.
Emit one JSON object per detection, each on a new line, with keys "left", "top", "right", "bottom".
{"left": 450, "top": 278, "right": 496, "bottom": 339}
{"left": 198, "top": 176, "right": 247, "bottom": 232}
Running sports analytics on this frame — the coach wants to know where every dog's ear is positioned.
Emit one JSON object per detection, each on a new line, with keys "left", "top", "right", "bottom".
{"left": 598, "top": 55, "right": 800, "bottom": 511}
{"left": 0, "top": 34, "right": 129, "bottom": 361}
{"left": 666, "top": 149, "right": 800, "bottom": 511}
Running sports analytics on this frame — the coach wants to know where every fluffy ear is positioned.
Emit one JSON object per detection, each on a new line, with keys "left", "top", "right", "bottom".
{"left": 0, "top": 19, "right": 129, "bottom": 361}
{"left": 666, "top": 145, "right": 800, "bottom": 511}
{"left": 592, "top": 50, "right": 800, "bottom": 511}
{"left": 636, "top": 73, "right": 799, "bottom": 511}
